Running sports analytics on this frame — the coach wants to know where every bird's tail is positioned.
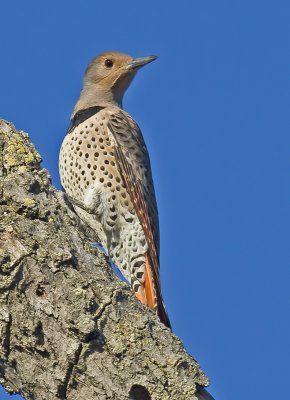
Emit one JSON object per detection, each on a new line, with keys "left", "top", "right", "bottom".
{"left": 195, "top": 385, "right": 215, "bottom": 400}
{"left": 134, "top": 254, "right": 171, "bottom": 329}
{"left": 144, "top": 254, "right": 171, "bottom": 329}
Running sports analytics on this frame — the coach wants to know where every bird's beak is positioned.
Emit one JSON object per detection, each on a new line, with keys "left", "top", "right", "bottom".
{"left": 125, "top": 55, "right": 158, "bottom": 70}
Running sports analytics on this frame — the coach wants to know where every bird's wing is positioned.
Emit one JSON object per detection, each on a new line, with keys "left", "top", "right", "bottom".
{"left": 108, "top": 110, "right": 160, "bottom": 261}
{"left": 107, "top": 110, "right": 170, "bottom": 324}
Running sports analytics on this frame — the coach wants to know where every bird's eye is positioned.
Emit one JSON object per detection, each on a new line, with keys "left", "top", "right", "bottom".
{"left": 105, "top": 59, "right": 113, "bottom": 68}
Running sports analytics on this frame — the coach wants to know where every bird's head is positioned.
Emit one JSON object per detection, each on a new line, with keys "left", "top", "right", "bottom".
{"left": 74, "top": 51, "right": 157, "bottom": 114}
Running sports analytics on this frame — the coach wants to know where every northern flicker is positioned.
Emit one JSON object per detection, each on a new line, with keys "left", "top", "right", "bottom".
{"left": 59, "top": 51, "right": 170, "bottom": 328}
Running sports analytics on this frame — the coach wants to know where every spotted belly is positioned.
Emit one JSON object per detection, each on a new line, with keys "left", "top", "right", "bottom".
{"left": 59, "top": 111, "right": 148, "bottom": 290}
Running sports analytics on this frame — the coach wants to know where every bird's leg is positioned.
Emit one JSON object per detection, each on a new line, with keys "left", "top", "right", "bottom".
{"left": 63, "top": 192, "right": 95, "bottom": 215}
{"left": 62, "top": 193, "right": 107, "bottom": 252}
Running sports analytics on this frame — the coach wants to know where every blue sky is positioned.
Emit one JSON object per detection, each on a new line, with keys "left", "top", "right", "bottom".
{"left": 0, "top": 1, "right": 289, "bottom": 399}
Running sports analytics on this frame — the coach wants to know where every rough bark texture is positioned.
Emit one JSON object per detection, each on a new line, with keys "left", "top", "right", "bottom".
{"left": 0, "top": 119, "right": 213, "bottom": 400}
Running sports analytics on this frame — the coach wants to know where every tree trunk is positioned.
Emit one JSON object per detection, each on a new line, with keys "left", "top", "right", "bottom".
{"left": 0, "top": 119, "right": 214, "bottom": 400}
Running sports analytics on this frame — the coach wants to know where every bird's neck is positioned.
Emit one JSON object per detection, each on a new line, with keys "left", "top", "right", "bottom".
{"left": 72, "top": 84, "right": 123, "bottom": 118}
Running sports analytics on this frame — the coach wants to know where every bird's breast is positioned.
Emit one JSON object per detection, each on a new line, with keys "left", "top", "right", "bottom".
{"left": 59, "top": 111, "right": 135, "bottom": 229}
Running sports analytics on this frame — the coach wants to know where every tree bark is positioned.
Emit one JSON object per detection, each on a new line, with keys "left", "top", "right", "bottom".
{"left": 0, "top": 119, "right": 214, "bottom": 400}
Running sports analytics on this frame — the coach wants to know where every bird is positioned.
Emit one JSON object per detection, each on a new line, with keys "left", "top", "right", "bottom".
{"left": 59, "top": 51, "right": 170, "bottom": 328}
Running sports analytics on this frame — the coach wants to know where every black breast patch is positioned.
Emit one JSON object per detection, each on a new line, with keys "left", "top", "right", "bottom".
{"left": 66, "top": 106, "right": 104, "bottom": 134}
